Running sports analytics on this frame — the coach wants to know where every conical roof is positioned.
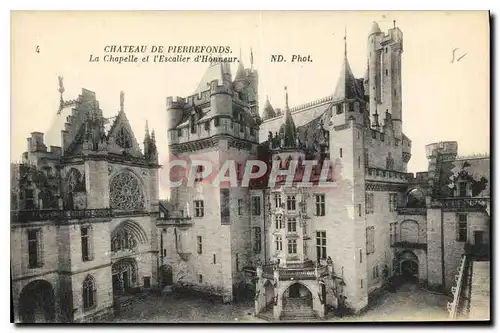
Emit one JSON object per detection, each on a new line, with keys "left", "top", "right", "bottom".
{"left": 332, "top": 55, "right": 364, "bottom": 102}
{"left": 370, "top": 21, "right": 382, "bottom": 35}
{"left": 262, "top": 96, "right": 276, "bottom": 120}
{"left": 279, "top": 108, "right": 297, "bottom": 148}
{"left": 234, "top": 61, "right": 247, "bottom": 81}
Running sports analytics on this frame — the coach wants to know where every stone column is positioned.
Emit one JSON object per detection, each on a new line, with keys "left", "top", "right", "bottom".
{"left": 273, "top": 293, "right": 281, "bottom": 320}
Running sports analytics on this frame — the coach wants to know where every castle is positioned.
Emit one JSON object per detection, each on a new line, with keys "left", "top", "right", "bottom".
{"left": 162, "top": 21, "right": 490, "bottom": 320}
{"left": 10, "top": 21, "right": 490, "bottom": 323}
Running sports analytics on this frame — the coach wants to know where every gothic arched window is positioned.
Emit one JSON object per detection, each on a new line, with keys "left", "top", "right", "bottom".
{"left": 111, "top": 229, "right": 138, "bottom": 252}
{"left": 116, "top": 127, "right": 132, "bottom": 149}
{"left": 82, "top": 275, "right": 96, "bottom": 310}
{"left": 109, "top": 172, "right": 145, "bottom": 211}
{"left": 66, "top": 168, "right": 84, "bottom": 192}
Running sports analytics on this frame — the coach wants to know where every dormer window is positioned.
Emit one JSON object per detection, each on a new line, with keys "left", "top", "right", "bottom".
{"left": 214, "top": 117, "right": 220, "bottom": 127}
{"left": 336, "top": 104, "right": 343, "bottom": 114}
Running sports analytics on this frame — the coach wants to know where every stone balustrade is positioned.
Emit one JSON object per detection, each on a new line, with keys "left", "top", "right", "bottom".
{"left": 11, "top": 208, "right": 113, "bottom": 222}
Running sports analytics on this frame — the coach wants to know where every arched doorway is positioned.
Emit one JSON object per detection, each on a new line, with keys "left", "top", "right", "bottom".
{"left": 112, "top": 258, "right": 138, "bottom": 295}
{"left": 18, "top": 280, "right": 55, "bottom": 323}
{"left": 160, "top": 265, "right": 173, "bottom": 287}
{"left": 398, "top": 251, "right": 419, "bottom": 283}
{"left": 406, "top": 188, "right": 426, "bottom": 208}
{"left": 282, "top": 283, "right": 314, "bottom": 317}
{"left": 264, "top": 280, "right": 275, "bottom": 311}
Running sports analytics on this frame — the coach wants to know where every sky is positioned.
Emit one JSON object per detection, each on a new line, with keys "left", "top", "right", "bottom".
{"left": 11, "top": 11, "right": 490, "bottom": 199}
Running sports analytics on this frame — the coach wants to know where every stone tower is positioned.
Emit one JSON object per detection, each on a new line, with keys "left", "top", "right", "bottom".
{"left": 165, "top": 59, "right": 261, "bottom": 302}
{"left": 367, "top": 21, "right": 403, "bottom": 139}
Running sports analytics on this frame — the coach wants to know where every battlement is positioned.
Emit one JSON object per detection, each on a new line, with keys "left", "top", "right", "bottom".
{"left": 209, "top": 79, "right": 231, "bottom": 95}
{"left": 426, "top": 141, "right": 458, "bottom": 158}
{"left": 166, "top": 96, "right": 187, "bottom": 108}
{"left": 456, "top": 153, "right": 489, "bottom": 160}
{"left": 407, "top": 171, "right": 429, "bottom": 184}
{"left": 381, "top": 27, "right": 403, "bottom": 45}
{"left": 183, "top": 90, "right": 211, "bottom": 106}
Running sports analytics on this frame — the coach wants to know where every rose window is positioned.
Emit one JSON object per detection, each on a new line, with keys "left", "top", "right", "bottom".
{"left": 110, "top": 172, "right": 145, "bottom": 211}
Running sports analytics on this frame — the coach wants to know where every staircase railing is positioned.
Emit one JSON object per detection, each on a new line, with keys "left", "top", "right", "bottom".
{"left": 447, "top": 255, "right": 468, "bottom": 320}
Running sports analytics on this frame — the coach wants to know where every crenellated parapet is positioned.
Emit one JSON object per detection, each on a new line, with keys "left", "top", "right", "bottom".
{"left": 425, "top": 141, "right": 458, "bottom": 159}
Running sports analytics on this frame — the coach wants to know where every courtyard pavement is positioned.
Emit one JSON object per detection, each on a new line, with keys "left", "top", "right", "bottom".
{"left": 110, "top": 283, "right": 452, "bottom": 323}
{"left": 111, "top": 292, "right": 255, "bottom": 323}
{"left": 331, "top": 283, "right": 453, "bottom": 322}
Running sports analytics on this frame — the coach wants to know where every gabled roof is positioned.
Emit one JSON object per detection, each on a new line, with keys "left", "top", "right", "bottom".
{"left": 107, "top": 110, "right": 143, "bottom": 157}
{"left": 194, "top": 62, "right": 231, "bottom": 94}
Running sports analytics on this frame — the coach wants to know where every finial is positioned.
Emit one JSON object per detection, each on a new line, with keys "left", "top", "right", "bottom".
{"left": 120, "top": 91, "right": 124, "bottom": 112}
{"left": 393, "top": 20, "right": 396, "bottom": 29}
{"left": 58, "top": 76, "right": 65, "bottom": 94}
{"left": 145, "top": 120, "right": 149, "bottom": 133}
{"left": 250, "top": 47, "right": 254, "bottom": 69}
{"left": 344, "top": 26, "right": 347, "bottom": 58}
{"left": 57, "top": 76, "right": 65, "bottom": 114}
{"left": 285, "top": 86, "right": 289, "bottom": 110}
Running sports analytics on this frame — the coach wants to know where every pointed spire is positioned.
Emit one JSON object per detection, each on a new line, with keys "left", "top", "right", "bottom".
{"left": 120, "top": 91, "right": 125, "bottom": 112}
{"left": 144, "top": 120, "right": 151, "bottom": 143}
{"left": 250, "top": 47, "right": 254, "bottom": 69}
{"left": 262, "top": 95, "right": 276, "bottom": 120}
{"left": 285, "top": 86, "right": 289, "bottom": 110}
{"left": 279, "top": 86, "right": 298, "bottom": 148}
{"left": 332, "top": 46, "right": 364, "bottom": 102}
{"left": 344, "top": 26, "right": 347, "bottom": 58}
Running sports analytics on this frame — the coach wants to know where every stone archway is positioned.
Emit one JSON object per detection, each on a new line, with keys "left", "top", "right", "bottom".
{"left": 18, "top": 280, "right": 55, "bottom": 323}
{"left": 160, "top": 264, "right": 173, "bottom": 287}
{"left": 405, "top": 188, "right": 426, "bottom": 208}
{"left": 112, "top": 258, "right": 139, "bottom": 295}
{"left": 264, "top": 280, "right": 275, "bottom": 311}
{"left": 398, "top": 250, "right": 419, "bottom": 283}
{"left": 281, "top": 282, "right": 314, "bottom": 318}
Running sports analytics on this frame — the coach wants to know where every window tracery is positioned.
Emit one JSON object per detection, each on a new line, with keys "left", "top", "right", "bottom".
{"left": 66, "top": 168, "right": 85, "bottom": 192}
{"left": 116, "top": 127, "right": 132, "bottom": 148}
{"left": 109, "top": 172, "right": 145, "bottom": 211}
{"left": 82, "top": 275, "right": 96, "bottom": 310}
{"left": 111, "top": 229, "right": 138, "bottom": 252}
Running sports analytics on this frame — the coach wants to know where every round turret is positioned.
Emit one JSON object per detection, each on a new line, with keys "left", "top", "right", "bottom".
{"left": 166, "top": 96, "right": 185, "bottom": 130}
{"left": 369, "top": 21, "right": 382, "bottom": 35}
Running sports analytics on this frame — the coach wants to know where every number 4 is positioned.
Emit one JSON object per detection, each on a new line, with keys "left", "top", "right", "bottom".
{"left": 36, "top": 46, "right": 40, "bottom": 53}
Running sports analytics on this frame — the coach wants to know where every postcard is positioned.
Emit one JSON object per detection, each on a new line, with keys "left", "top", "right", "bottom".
{"left": 10, "top": 10, "right": 490, "bottom": 323}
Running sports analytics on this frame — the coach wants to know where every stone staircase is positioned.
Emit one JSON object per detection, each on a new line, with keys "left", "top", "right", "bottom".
{"left": 114, "top": 291, "right": 149, "bottom": 313}
{"left": 280, "top": 298, "right": 316, "bottom": 321}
